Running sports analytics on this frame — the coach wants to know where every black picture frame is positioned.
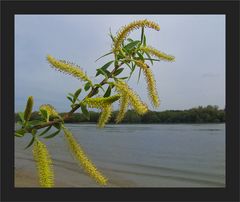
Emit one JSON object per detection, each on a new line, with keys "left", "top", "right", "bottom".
{"left": 1, "top": 1, "right": 239, "bottom": 201}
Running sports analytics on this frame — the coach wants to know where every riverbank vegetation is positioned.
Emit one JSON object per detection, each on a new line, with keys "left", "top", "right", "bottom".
{"left": 15, "top": 105, "right": 225, "bottom": 124}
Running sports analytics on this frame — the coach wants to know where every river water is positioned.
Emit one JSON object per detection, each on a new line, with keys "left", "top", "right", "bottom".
{"left": 15, "top": 123, "right": 225, "bottom": 187}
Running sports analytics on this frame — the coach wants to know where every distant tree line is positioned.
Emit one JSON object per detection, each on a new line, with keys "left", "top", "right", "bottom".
{"left": 15, "top": 105, "right": 225, "bottom": 124}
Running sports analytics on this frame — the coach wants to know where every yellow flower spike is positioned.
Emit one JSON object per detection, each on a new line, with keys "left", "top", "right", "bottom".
{"left": 39, "top": 104, "right": 59, "bottom": 118}
{"left": 140, "top": 46, "right": 175, "bottom": 62}
{"left": 85, "top": 94, "right": 120, "bottom": 109}
{"left": 24, "top": 96, "right": 34, "bottom": 121}
{"left": 63, "top": 128, "right": 108, "bottom": 185}
{"left": 46, "top": 55, "right": 92, "bottom": 84}
{"left": 113, "top": 19, "right": 160, "bottom": 51}
{"left": 115, "top": 80, "right": 148, "bottom": 115}
{"left": 135, "top": 60, "right": 160, "bottom": 107}
{"left": 116, "top": 93, "right": 129, "bottom": 123}
{"left": 33, "top": 139, "right": 54, "bottom": 188}
{"left": 98, "top": 104, "right": 112, "bottom": 128}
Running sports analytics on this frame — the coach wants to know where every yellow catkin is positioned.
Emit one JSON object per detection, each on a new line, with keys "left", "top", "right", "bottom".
{"left": 98, "top": 104, "right": 112, "bottom": 128}
{"left": 115, "top": 80, "right": 148, "bottom": 115}
{"left": 140, "top": 46, "right": 175, "bottom": 62}
{"left": 33, "top": 139, "right": 54, "bottom": 188}
{"left": 46, "top": 55, "right": 92, "bottom": 84}
{"left": 24, "top": 96, "right": 34, "bottom": 121}
{"left": 116, "top": 93, "right": 129, "bottom": 123}
{"left": 63, "top": 128, "right": 108, "bottom": 185}
{"left": 39, "top": 104, "right": 59, "bottom": 117}
{"left": 135, "top": 60, "right": 160, "bottom": 107}
{"left": 85, "top": 95, "right": 120, "bottom": 109}
{"left": 113, "top": 19, "right": 160, "bottom": 51}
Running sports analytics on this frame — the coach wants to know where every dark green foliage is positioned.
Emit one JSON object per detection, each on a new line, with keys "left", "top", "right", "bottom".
{"left": 16, "top": 105, "right": 225, "bottom": 124}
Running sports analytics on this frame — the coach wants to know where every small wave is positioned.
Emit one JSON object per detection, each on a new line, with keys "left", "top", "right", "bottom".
{"left": 197, "top": 129, "right": 221, "bottom": 131}
{"left": 103, "top": 167, "right": 225, "bottom": 187}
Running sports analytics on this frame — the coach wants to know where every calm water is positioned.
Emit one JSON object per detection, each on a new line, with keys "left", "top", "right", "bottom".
{"left": 15, "top": 124, "right": 225, "bottom": 187}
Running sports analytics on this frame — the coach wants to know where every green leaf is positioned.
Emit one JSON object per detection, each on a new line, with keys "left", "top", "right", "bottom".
{"left": 127, "top": 38, "right": 134, "bottom": 42}
{"left": 44, "top": 129, "right": 61, "bottom": 139}
{"left": 68, "top": 93, "right": 75, "bottom": 97}
{"left": 137, "top": 68, "right": 142, "bottom": 83}
{"left": 96, "top": 68, "right": 109, "bottom": 78}
{"left": 24, "top": 135, "right": 35, "bottom": 149}
{"left": 144, "top": 52, "right": 154, "bottom": 65}
{"left": 16, "top": 121, "right": 23, "bottom": 126}
{"left": 114, "top": 68, "right": 124, "bottom": 76}
{"left": 144, "top": 58, "right": 160, "bottom": 62}
{"left": 123, "top": 61, "right": 132, "bottom": 70}
{"left": 40, "top": 109, "right": 49, "bottom": 121}
{"left": 67, "top": 96, "right": 73, "bottom": 103}
{"left": 80, "top": 104, "right": 90, "bottom": 120}
{"left": 136, "top": 52, "right": 144, "bottom": 61}
{"left": 53, "top": 123, "right": 62, "bottom": 130}
{"left": 110, "top": 34, "right": 115, "bottom": 42}
{"left": 15, "top": 128, "right": 26, "bottom": 137}
{"left": 96, "top": 61, "right": 114, "bottom": 76}
{"left": 116, "top": 53, "right": 125, "bottom": 60}
{"left": 94, "top": 84, "right": 105, "bottom": 92}
{"left": 109, "top": 28, "right": 115, "bottom": 42}
{"left": 73, "top": 88, "right": 82, "bottom": 102}
{"left": 28, "top": 120, "right": 45, "bottom": 126}
{"left": 143, "top": 34, "right": 146, "bottom": 46}
{"left": 124, "top": 40, "right": 141, "bottom": 51}
{"left": 84, "top": 82, "right": 91, "bottom": 91}
{"left": 24, "top": 96, "right": 34, "bottom": 122}
{"left": 95, "top": 52, "right": 113, "bottom": 62}
{"left": 15, "top": 132, "right": 24, "bottom": 137}
{"left": 15, "top": 128, "right": 26, "bottom": 135}
{"left": 18, "top": 112, "right": 24, "bottom": 122}
{"left": 104, "top": 86, "right": 112, "bottom": 97}
{"left": 141, "top": 27, "right": 144, "bottom": 44}
{"left": 74, "top": 88, "right": 82, "bottom": 99}
{"left": 132, "top": 62, "right": 136, "bottom": 71}
{"left": 128, "top": 63, "right": 136, "bottom": 81}
{"left": 39, "top": 126, "right": 52, "bottom": 137}
{"left": 118, "top": 77, "right": 128, "bottom": 80}
{"left": 100, "top": 61, "right": 114, "bottom": 70}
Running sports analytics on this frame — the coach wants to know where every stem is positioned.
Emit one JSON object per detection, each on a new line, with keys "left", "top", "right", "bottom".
{"left": 29, "top": 61, "right": 124, "bottom": 131}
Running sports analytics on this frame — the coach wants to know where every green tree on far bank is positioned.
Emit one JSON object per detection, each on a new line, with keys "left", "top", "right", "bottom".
{"left": 15, "top": 105, "right": 225, "bottom": 124}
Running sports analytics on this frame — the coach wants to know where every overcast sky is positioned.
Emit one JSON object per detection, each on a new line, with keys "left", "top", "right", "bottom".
{"left": 15, "top": 15, "right": 225, "bottom": 112}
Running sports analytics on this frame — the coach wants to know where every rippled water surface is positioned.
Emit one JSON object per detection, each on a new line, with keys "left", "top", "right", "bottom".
{"left": 15, "top": 124, "right": 225, "bottom": 187}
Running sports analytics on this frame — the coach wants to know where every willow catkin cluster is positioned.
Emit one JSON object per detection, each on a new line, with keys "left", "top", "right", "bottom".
{"left": 115, "top": 93, "right": 129, "bottom": 123}
{"left": 135, "top": 60, "right": 160, "bottom": 107}
{"left": 84, "top": 95, "right": 120, "bottom": 109}
{"left": 115, "top": 80, "right": 148, "bottom": 115}
{"left": 84, "top": 95, "right": 120, "bottom": 128}
{"left": 24, "top": 96, "right": 34, "bottom": 121}
{"left": 140, "top": 46, "right": 175, "bottom": 62}
{"left": 33, "top": 139, "right": 54, "bottom": 188}
{"left": 98, "top": 104, "right": 112, "bottom": 128}
{"left": 47, "top": 55, "right": 92, "bottom": 84}
{"left": 63, "top": 128, "right": 108, "bottom": 185}
{"left": 39, "top": 104, "right": 59, "bottom": 117}
{"left": 113, "top": 19, "right": 160, "bottom": 51}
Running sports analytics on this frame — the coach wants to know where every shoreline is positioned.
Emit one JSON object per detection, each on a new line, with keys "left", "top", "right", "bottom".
{"left": 15, "top": 124, "right": 225, "bottom": 188}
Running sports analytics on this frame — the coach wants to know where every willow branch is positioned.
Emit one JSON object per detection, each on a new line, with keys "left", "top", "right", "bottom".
{"left": 29, "top": 61, "right": 124, "bottom": 131}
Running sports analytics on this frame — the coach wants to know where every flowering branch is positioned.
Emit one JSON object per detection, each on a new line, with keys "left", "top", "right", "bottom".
{"left": 15, "top": 19, "right": 175, "bottom": 187}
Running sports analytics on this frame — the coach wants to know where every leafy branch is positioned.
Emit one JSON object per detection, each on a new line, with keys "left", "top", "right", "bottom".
{"left": 15, "top": 19, "right": 175, "bottom": 187}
